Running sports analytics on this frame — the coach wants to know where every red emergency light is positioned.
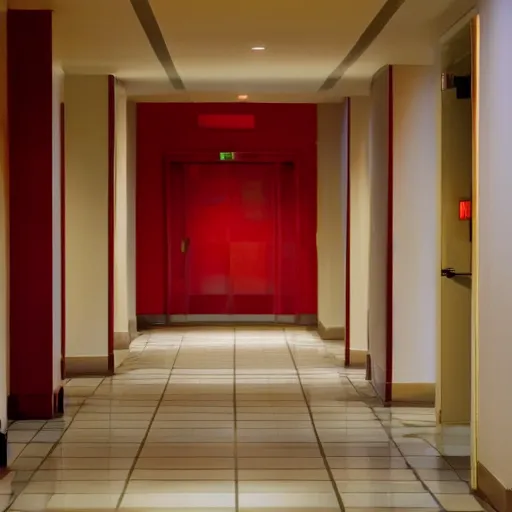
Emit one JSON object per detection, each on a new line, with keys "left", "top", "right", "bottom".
{"left": 459, "top": 200, "right": 472, "bottom": 220}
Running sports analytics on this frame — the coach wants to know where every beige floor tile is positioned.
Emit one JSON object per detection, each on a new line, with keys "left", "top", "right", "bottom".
{"left": 60, "top": 429, "right": 146, "bottom": 443}
{"left": 436, "top": 494, "right": 484, "bottom": 511}
{"left": 139, "top": 443, "right": 235, "bottom": 458}
{"left": 154, "top": 413, "right": 234, "bottom": 420}
{"left": 237, "top": 443, "right": 321, "bottom": 458}
{"left": 131, "top": 469, "right": 235, "bottom": 480}
{"left": 41, "top": 457, "right": 134, "bottom": 470}
{"left": 331, "top": 469, "right": 418, "bottom": 481}
{"left": 238, "top": 491, "right": 340, "bottom": 509}
{"left": 238, "top": 458, "right": 325, "bottom": 469}
{"left": 135, "top": 457, "right": 235, "bottom": 469}
{"left": 9, "top": 457, "right": 44, "bottom": 470}
{"left": 237, "top": 429, "right": 316, "bottom": 443}
{"left": 22, "top": 480, "right": 126, "bottom": 494}
{"left": 416, "top": 469, "right": 462, "bottom": 481}
{"left": 323, "top": 444, "right": 401, "bottom": 457}
{"left": 153, "top": 420, "right": 235, "bottom": 429}
{"left": 120, "top": 492, "right": 236, "bottom": 508}
{"left": 239, "top": 481, "right": 334, "bottom": 493}
{"left": 336, "top": 480, "right": 426, "bottom": 493}
{"left": 125, "top": 480, "right": 235, "bottom": 493}
{"left": 147, "top": 429, "right": 234, "bottom": 443}
{"left": 44, "top": 493, "right": 121, "bottom": 509}
{"left": 31, "top": 469, "right": 130, "bottom": 481}
{"left": 406, "top": 456, "right": 452, "bottom": 469}
{"left": 49, "top": 443, "right": 140, "bottom": 458}
{"left": 19, "top": 444, "right": 54, "bottom": 458}
{"left": 328, "top": 457, "right": 408, "bottom": 469}
{"left": 11, "top": 493, "right": 52, "bottom": 511}
{"left": 239, "top": 469, "right": 330, "bottom": 481}
{"left": 341, "top": 492, "right": 438, "bottom": 508}
{"left": 70, "top": 420, "right": 151, "bottom": 429}
{"left": 425, "top": 480, "right": 470, "bottom": 493}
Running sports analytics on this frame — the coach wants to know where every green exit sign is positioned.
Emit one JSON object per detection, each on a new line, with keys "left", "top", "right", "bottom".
{"left": 219, "top": 152, "right": 236, "bottom": 161}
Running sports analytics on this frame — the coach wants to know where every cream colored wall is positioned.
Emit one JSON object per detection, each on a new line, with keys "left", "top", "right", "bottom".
{"left": 392, "top": 65, "right": 438, "bottom": 384}
{"left": 317, "top": 103, "right": 347, "bottom": 334}
{"left": 65, "top": 75, "right": 110, "bottom": 358}
{"left": 477, "top": 0, "right": 512, "bottom": 487}
{"left": 349, "top": 97, "right": 370, "bottom": 356}
{"left": 368, "top": 67, "right": 390, "bottom": 390}
{"left": 0, "top": 0, "right": 8, "bottom": 432}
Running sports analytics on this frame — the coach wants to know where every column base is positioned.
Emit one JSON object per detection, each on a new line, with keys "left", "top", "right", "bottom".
{"left": 347, "top": 349, "right": 367, "bottom": 368}
{"left": 114, "top": 332, "right": 130, "bottom": 350}
{"left": 65, "top": 355, "right": 114, "bottom": 377}
{"left": 318, "top": 322, "right": 345, "bottom": 340}
{"left": 8, "top": 386, "right": 64, "bottom": 420}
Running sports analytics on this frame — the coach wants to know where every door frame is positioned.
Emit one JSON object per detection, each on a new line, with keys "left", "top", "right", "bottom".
{"left": 437, "top": 10, "right": 480, "bottom": 490}
{"left": 162, "top": 151, "right": 298, "bottom": 324}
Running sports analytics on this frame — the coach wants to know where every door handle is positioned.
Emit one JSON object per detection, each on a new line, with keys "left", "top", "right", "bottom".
{"left": 441, "top": 267, "right": 472, "bottom": 279}
{"left": 181, "top": 237, "right": 190, "bottom": 254}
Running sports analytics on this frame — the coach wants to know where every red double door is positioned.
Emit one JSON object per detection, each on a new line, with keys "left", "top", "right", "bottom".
{"left": 167, "top": 161, "right": 296, "bottom": 316}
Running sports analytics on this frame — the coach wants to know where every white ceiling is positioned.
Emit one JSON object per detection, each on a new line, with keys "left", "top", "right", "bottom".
{"left": 9, "top": 0, "right": 476, "bottom": 102}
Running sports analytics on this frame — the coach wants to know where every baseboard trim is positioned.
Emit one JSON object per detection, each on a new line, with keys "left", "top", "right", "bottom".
{"left": 65, "top": 356, "right": 113, "bottom": 377}
{"left": 114, "top": 331, "right": 131, "bottom": 350}
{"left": 348, "top": 348, "right": 367, "bottom": 367}
{"left": 318, "top": 322, "right": 345, "bottom": 341}
{"left": 128, "top": 318, "right": 138, "bottom": 340}
{"left": 391, "top": 382, "right": 435, "bottom": 404}
{"left": 477, "top": 462, "right": 512, "bottom": 512}
{"left": 137, "top": 314, "right": 317, "bottom": 330}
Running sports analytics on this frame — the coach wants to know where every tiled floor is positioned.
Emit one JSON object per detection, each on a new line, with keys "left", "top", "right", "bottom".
{"left": 1, "top": 327, "right": 480, "bottom": 511}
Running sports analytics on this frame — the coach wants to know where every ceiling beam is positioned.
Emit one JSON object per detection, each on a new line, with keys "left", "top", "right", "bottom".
{"left": 319, "top": 0, "right": 406, "bottom": 91}
{"left": 129, "top": 0, "right": 185, "bottom": 90}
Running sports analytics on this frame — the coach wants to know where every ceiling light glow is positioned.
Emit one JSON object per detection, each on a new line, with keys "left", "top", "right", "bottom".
{"left": 251, "top": 46, "right": 266, "bottom": 51}
{"left": 238, "top": 95, "right": 249, "bottom": 101}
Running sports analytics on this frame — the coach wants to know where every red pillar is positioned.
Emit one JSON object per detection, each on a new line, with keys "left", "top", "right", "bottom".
{"left": 7, "top": 10, "right": 61, "bottom": 419}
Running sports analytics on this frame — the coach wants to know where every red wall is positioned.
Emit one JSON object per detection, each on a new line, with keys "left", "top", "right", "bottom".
{"left": 136, "top": 103, "right": 318, "bottom": 316}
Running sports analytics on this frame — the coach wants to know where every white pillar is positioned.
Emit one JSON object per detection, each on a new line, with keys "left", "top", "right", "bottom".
{"left": 476, "top": 0, "right": 512, "bottom": 494}
{"left": 0, "top": 0, "right": 8, "bottom": 454}
{"left": 368, "top": 65, "right": 438, "bottom": 402}
{"left": 64, "top": 75, "right": 114, "bottom": 375}
{"left": 348, "top": 97, "right": 371, "bottom": 365}
{"left": 317, "top": 103, "right": 348, "bottom": 340}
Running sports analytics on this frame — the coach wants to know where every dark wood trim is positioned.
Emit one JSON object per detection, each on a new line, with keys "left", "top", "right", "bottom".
{"left": 477, "top": 462, "right": 512, "bottom": 512}
{"left": 345, "top": 98, "right": 352, "bottom": 367}
{"left": 107, "top": 75, "right": 115, "bottom": 373}
{"left": 385, "top": 65, "right": 394, "bottom": 402}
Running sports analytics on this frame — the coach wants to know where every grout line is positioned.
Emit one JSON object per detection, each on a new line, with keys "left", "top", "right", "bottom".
{"left": 283, "top": 329, "right": 346, "bottom": 512}
{"left": 115, "top": 333, "right": 184, "bottom": 509}
{"left": 233, "top": 328, "right": 239, "bottom": 512}
{"left": 370, "top": 407, "right": 447, "bottom": 510}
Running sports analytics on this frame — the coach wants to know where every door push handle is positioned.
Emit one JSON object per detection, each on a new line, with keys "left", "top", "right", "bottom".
{"left": 441, "top": 267, "right": 472, "bottom": 279}
{"left": 181, "top": 237, "right": 190, "bottom": 254}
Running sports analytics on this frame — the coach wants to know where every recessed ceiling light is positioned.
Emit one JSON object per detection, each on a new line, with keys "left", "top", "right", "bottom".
{"left": 238, "top": 94, "right": 249, "bottom": 101}
{"left": 251, "top": 46, "right": 266, "bottom": 51}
